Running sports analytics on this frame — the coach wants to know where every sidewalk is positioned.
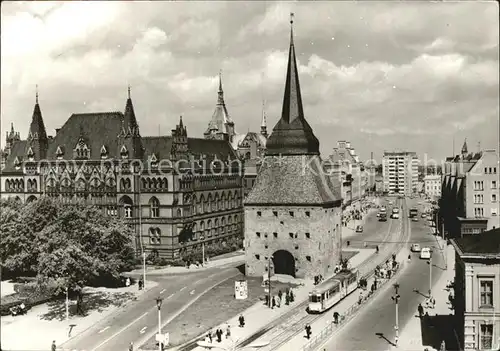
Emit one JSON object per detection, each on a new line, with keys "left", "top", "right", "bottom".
{"left": 393, "top": 240, "right": 456, "bottom": 351}
{"left": 1, "top": 280, "right": 158, "bottom": 351}
{"left": 179, "top": 249, "right": 373, "bottom": 351}
{"left": 128, "top": 252, "right": 244, "bottom": 276}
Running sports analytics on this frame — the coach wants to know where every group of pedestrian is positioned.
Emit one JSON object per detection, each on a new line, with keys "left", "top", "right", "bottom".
{"left": 313, "top": 275, "right": 324, "bottom": 285}
{"left": 206, "top": 326, "right": 228, "bottom": 344}
{"left": 266, "top": 288, "right": 294, "bottom": 308}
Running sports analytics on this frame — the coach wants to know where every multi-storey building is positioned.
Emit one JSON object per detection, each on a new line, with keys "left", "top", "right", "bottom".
{"left": 244, "top": 18, "right": 343, "bottom": 279}
{"left": 440, "top": 140, "right": 499, "bottom": 237}
{"left": 203, "top": 73, "right": 267, "bottom": 198}
{"left": 327, "top": 141, "right": 366, "bottom": 207}
{"left": 0, "top": 90, "right": 244, "bottom": 259}
{"left": 424, "top": 174, "right": 442, "bottom": 198}
{"left": 382, "top": 151, "right": 419, "bottom": 196}
{"left": 451, "top": 229, "right": 500, "bottom": 350}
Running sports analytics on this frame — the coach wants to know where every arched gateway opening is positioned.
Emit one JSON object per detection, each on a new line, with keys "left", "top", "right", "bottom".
{"left": 272, "top": 250, "right": 295, "bottom": 277}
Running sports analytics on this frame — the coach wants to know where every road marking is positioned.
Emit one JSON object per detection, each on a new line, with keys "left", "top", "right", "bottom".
{"left": 140, "top": 326, "right": 147, "bottom": 334}
{"left": 167, "top": 294, "right": 174, "bottom": 299}
{"left": 90, "top": 311, "right": 148, "bottom": 351}
{"left": 180, "top": 286, "right": 186, "bottom": 291}
{"left": 98, "top": 326, "right": 110, "bottom": 334}
{"left": 160, "top": 288, "right": 166, "bottom": 294}
{"left": 190, "top": 289, "right": 195, "bottom": 295}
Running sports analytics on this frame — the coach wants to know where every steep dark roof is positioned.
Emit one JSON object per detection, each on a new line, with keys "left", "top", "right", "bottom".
{"left": 205, "top": 73, "right": 233, "bottom": 136}
{"left": 245, "top": 155, "right": 341, "bottom": 206}
{"left": 28, "top": 101, "right": 48, "bottom": 140}
{"left": 2, "top": 140, "right": 27, "bottom": 173}
{"left": 265, "top": 21, "right": 320, "bottom": 156}
{"left": 46, "top": 112, "right": 123, "bottom": 160}
{"left": 453, "top": 229, "right": 500, "bottom": 257}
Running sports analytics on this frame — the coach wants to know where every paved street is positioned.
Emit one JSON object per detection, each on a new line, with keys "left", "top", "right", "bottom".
{"left": 321, "top": 199, "right": 447, "bottom": 351}
{"left": 61, "top": 266, "right": 241, "bottom": 351}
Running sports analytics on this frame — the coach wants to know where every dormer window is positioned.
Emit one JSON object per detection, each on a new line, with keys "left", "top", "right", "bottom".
{"left": 120, "top": 145, "right": 128, "bottom": 159}
{"left": 27, "top": 147, "right": 34, "bottom": 161}
{"left": 100, "top": 145, "right": 108, "bottom": 159}
{"left": 74, "top": 142, "right": 90, "bottom": 160}
{"left": 14, "top": 157, "right": 21, "bottom": 169}
{"left": 150, "top": 153, "right": 158, "bottom": 167}
{"left": 56, "top": 146, "right": 64, "bottom": 159}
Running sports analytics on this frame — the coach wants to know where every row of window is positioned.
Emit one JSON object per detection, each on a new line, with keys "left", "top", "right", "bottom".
{"left": 483, "top": 167, "right": 497, "bottom": 175}
{"left": 474, "top": 207, "right": 498, "bottom": 217}
{"left": 256, "top": 210, "right": 311, "bottom": 218}
{"left": 255, "top": 232, "right": 311, "bottom": 239}
{"left": 254, "top": 254, "right": 312, "bottom": 262}
{"left": 474, "top": 180, "right": 498, "bottom": 191}
{"left": 474, "top": 194, "right": 498, "bottom": 204}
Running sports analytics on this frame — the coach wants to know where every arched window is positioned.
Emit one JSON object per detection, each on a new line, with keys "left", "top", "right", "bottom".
{"left": 204, "top": 194, "right": 211, "bottom": 213}
{"left": 76, "top": 178, "right": 85, "bottom": 191}
{"left": 26, "top": 195, "right": 37, "bottom": 203}
{"left": 228, "top": 216, "right": 232, "bottom": 224}
{"left": 162, "top": 178, "right": 168, "bottom": 189}
{"left": 141, "top": 178, "right": 147, "bottom": 190}
{"left": 151, "top": 178, "right": 157, "bottom": 190}
{"left": 177, "top": 209, "right": 182, "bottom": 218}
{"left": 149, "top": 197, "right": 159, "bottom": 218}
{"left": 214, "top": 193, "right": 219, "bottom": 211}
{"left": 221, "top": 193, "right": 226, "bottom": 210}
{"left": 245, "top": 152, "right": 251, "bottom": 160}
{"left": 198, "top": 195, "right": 204, "bottom": 214}
{"left": 120, "top": 196, "right": 133, "bottom": 218}
{"left": 200, "top": 221, "right": 205, "bottom": 232}
{"left": 228, "top": 193, "right": 233, "bottom": 209}
{"left": 207, "top": 220, "right": 212, "bottom": 236}
{"left": 32, "top": 179, "right": 38, "bottom": 191}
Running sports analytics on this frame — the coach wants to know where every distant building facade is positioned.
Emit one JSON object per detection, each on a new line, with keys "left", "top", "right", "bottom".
{"left": 440, "top": 140, "right": 499, "bottom": 238}
{"left": 0, "top": 90, "right": 244, "bottom": 260}
{"left": 382, "top": 151, "right": 419, "bottom": 196}
{"left": 244, "top": 19, "right": 342, "bottom": 279}
{"left": 424, "top": 174, "right": 441, "bottom": 198}
{"left": 1, "top": 123, "right": 21, "bottom": 171}
{"left": 451, "top": 229, "right": 500, "bottom": 351}
{"left": 203, "top": 73, "right": 267, "bottom": 198}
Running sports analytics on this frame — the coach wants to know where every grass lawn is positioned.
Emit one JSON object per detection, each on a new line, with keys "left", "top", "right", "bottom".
{"left": 141, "top": 273, "right": 297, "bottom": 349}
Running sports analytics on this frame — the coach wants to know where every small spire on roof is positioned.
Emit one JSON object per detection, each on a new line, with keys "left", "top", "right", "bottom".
{"left": 218, "top": 69, "right": 223, "bottom": 92}
{"left": 290, "top": 12, "right": 295, "bottom": 46}
{"left": 128, "top": 85, "right": 131, "bottom": 99}
{"left": 35, "top": 84, "right": 39, "bottom": 104}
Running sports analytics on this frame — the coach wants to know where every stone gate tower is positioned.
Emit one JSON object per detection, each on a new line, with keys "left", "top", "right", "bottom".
{"left": 244, "top": 15, "right": 343, "bottom": 279}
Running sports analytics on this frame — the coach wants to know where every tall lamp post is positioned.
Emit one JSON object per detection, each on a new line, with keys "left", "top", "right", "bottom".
{"left": 267, "top": 256, "right": 273, "bottom": 308}
{"left": 427, "top": 254, "right": 433, "bottom": 297}
{"left": 391, "top": 283, "right": 400, "bottom": 345}
{"left": 136, "top": 167, "right": 146, "bottom": 289}
{"left": 155, "top": 297, "right": 163, "bottom": 351}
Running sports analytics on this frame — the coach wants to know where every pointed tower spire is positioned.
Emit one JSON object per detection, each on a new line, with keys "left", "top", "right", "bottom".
{"left": 204, "top": 70, "right": 235, "bottom": 141}
{"left": 217, "top": 69, "right": 225, "bottom": 105}
{"left": 260, "top": 100, "right": 268, "bottom": 137}
{"left": 123, "top": 85, "right": 139, "bottom": 136}
{"left": 26, "top": 85, "right": 48, "bottom": 159}
{"left": 461, "top": 138, "right": 468, "bottom": 156}
{"left": 265, "top": 13, "right": 320, "bottom": 156}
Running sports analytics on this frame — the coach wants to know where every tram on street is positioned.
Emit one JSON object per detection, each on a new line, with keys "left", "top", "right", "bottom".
{"left": 308, "top": 269, "right": 359, "bottom": 313}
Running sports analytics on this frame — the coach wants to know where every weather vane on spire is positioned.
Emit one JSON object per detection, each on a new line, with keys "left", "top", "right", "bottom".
{"left": 290, "top": 12, "right": 294, "bottom": 24}
{"left": 128, "top": 84, "right": 131, "bottom": 99}
{"left": 35, "top": 84, "right": 39, "bottom": 104}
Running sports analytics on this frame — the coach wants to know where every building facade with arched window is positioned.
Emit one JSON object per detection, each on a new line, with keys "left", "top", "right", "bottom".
{"left": 1, "top": 91, "right": 244, "bottom": 259}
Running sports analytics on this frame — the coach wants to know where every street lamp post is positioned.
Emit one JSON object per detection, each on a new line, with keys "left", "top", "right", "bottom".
{"left": 136, "top": 168, "right": 146, "bottom": 289}
{"left": 267, "top": 256, "right": 273, "bottom": 308}
{"left": 428, "top": 254, "right": 433, "bottom": 297}
{"left": 156, "top": 297, "right": 163, "bottom": 351}
{"left": 391, "top": 283, "right": 400, "bottom": 345}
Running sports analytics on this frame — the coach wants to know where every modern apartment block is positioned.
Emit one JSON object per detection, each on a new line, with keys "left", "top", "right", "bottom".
{"left": 451, "top": 229, "right": 500, "bottom": 351}
{"left": 424, "top": 174, "right": 442, "bottom": 198}
{"left": 440, "top": 140, "right": 500, "bottom": 237}
{"left": 382, "top": 151, "right": 419, "bottom": 196}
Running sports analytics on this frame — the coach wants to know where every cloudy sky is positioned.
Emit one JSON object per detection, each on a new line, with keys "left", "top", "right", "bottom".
{"left": 1, "top": 1, "right": 498, "bottom": 162}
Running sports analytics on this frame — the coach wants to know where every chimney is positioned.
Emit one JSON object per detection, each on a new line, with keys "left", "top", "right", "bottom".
{"left": 56, "top": 128, "right": 61, "bottom": 134}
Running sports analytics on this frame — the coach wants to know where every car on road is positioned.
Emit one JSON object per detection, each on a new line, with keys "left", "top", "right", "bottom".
{"left": 412, "top": 217, "right": 418, "bottom": 222}
{"left": 391, "top": 213, "right": 400, "bottom": 219}
{"left": 420, "top": 247, "right": 431, "bottom": 259}
{"left": 411, "top": 243, "right": 421, "bottom": 252}
{"left": 356, "top": 225, "right": 363, "bottom": 233}
{"left": 421, "top": 213, "right": 427, "bottom": 219}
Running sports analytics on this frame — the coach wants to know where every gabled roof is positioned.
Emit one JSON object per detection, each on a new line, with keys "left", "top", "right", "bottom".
{"left": 244, "top": 155, "right": 341, "bottom": 206}
{"left": 452, "top": 228, "right": 500, "bottom": 258}
{"left": 2, "top": 140, "right": 27, "bottom": 173}
{"left": 46, "top": 112, "right": 123, "bottom": 160}
{"left": 232, "top": 132, "right": 267, "bottom": 150}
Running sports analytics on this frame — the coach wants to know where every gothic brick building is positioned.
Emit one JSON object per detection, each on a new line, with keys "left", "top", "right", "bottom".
{"left": 244, "top": 18, "right": 343, "bottom": 279}
{"left": 0, "top": 89, "right": 244, "bottom": 259}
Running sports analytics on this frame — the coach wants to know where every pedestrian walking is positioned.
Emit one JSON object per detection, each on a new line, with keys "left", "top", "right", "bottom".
{"left": 358, "top": 291, "right": 363, "bottom": 305}
{"left": 208, "top": 331, "right": 213, "bottom": 343}
{"left": 138, "top": 278, "right": 143, "bottom": 291}
{"left": 290, "top": 289, "right": 294, "bottom": 303}
{"left": 51, "top": 340, "right": 56, "bottom": 351}
{"left": 239, "top": 314, "right": 245, "bottom": 328}
{"left": 129, "top": 341, "right": 134, "bottom": 351}
{"left": 226, "top": 324, "right": 231, "bottom": 339}
{"left": 305, "top": 324, "right": 312, "bottom": 339}
{"left": 278, "top": 290, "right": 283, "bottom": 300}
{"left": 265, "top": 294, "right": 269, "bottom": 307}
{"left": 272, "top": 296, "right": 276, "bottom": 309}
{"left": 216, "top": 329, "right": 222, "bottom": 342}
{"left": 333, "top": 311, "right": 339, "bottom": 324}
{"left": 285, "top": 292, "right": 290, "bottom": 305}
{"left": 408, "top": 254, "right": 411, "bottom": 262}
{"left": 418, "top": 303, "right": 424, "bottom": 317}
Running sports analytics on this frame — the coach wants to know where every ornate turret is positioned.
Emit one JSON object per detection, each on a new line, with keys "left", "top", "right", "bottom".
{"left": 260, "top": 100, "right": 268, "bottom": 138}
{"left": 171, "top": 116, "right": 189, "bottom": 161}
{"left": 5, "top": 123, "right": 20, "bottom": 156}
{"left": 25, "top": 86, "right": 49, "bottom": 160}
{"left": 204, "top": 71, "right": 235, "bottom": 142}
{"left": 265, "top": 14, "right": 320, "bottom": 156}
{"left": 118, "top": 86, "right": 143, "bottom": 159}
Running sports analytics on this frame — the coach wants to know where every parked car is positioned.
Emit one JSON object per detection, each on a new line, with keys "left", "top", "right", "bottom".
{"left": 420, "top": 247, "right": 431, "bottom": 259}
{"left": 411, "top": 243, "right": 421, "bottom": 252}
{"left": 412, "top": 217, "right": 418, "bottom": 222}
{"left": 392, "top": 213, "right": 400, "bottom": 219}
{"left": 421, "top": 214, "right": 427, "bottom": 219}
{"left": 356, "top": 225, "right": 364, "bottom": 233}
